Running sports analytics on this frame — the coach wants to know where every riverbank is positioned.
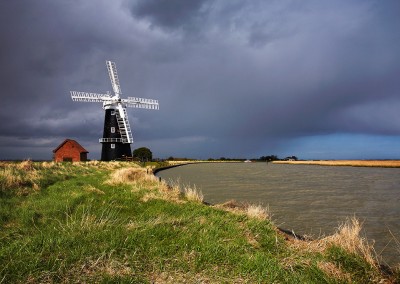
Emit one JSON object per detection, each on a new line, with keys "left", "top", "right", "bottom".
{"left": 1, "top": 161, "right": 398, "bottom": 283}
{"left": 273, "top": 160, "right": 400, "bottom": 168}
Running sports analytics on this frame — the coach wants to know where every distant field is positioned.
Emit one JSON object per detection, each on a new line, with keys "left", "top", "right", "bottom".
{"left": 273, "top": 160, "right": 400, "bottom": 168}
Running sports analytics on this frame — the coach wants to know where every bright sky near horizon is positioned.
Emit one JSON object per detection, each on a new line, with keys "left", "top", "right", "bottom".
{"left": 1, "top": 0, "right": 399, "bottom": 160}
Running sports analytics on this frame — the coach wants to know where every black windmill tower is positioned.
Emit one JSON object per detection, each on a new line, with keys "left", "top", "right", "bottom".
{"left": 71, "top": 61, "right": 159, "bottom": 161}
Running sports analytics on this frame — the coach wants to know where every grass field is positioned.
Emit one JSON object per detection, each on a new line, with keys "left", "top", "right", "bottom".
{"left": 273, "top": 160, "right": 400, "bottom": 168}
{"left": 0, "top": 160, "right": 398, "bottom": 283}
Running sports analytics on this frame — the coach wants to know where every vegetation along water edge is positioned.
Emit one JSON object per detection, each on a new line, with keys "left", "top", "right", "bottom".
{"left": 0, "top": 160, "right": 399, "bottom": 283}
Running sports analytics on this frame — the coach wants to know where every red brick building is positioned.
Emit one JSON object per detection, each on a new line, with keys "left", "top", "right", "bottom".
{"left": 53, "top": 139, "right": 89, "bottom": 162}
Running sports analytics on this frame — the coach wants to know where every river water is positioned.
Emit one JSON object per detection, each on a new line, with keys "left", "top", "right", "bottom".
{"left": 156, "top": 162, "right": 400, "bottom": 266}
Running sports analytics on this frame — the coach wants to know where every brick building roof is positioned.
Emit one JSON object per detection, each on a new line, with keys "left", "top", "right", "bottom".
{"left": 53, "top": 139, "right": 89, "bottom": 153}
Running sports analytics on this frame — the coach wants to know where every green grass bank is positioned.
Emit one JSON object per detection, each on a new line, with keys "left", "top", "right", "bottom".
{"left": 0, "top": 160, "right": 398, "bottom": 283}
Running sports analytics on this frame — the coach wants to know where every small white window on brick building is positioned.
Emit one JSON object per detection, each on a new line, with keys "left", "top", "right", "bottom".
{"left": 111, "top": 127, "right": 115, "bottom": 133}
{"left": 111, "top": 144, "right": 115, "bottom": 149}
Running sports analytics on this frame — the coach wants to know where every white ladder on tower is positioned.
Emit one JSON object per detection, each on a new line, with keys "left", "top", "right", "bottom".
{"left": 115, "top": 108, "right": 133, "bottom": 143}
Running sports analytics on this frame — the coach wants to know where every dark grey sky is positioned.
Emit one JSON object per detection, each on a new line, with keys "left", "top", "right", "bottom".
{"left": 1, "top": 0, "right": 400, "bottom": 160}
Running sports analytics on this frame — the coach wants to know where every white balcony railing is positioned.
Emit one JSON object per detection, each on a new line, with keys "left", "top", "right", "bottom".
{"left": 99, "top": 138, "right": 128, "bottom": 143}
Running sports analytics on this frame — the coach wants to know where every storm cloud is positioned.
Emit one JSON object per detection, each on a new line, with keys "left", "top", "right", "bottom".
{"left": 1, "top": 0, "right": 400, "bottom": 160}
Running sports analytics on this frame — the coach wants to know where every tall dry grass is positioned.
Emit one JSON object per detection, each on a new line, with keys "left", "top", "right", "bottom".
{"left": 183, "top": 185, "right": 204, "bottom": 203}
{"left": 289, "top": 216, "right": 378, "bottom": 268}
{"left": 141, "top": 179, "right": 182, "bottom": 203}
{"left": 106, "top": 167, "right": 146, "bottom": 184}
{"left": 17, "top": 159, "right": 34, "bottom": 170}
{"left": 326, "top": 217, "right": 377, "bottom": 267}
{"left": 0, "top": 160, "right": 130, "bottom": 195}
{"left": 0, "top": 160, "right": 40, "bottom": 194}
{"left": 213, "top": 200, "right": 272, "bottom": 222}
{"left": 163, "top": 178, "right": 204, "bottom": 203}
{"left": 41, "top": 161, "right": 57, "bottom": 168}
{"left": 105, "top": 166, "right": 185, "bottom": 204}
{"left": 85, "top": 160, "right": 141, "bottom": 171}
{"left": 246, "top": 204, "right": 271, "bottom": 220}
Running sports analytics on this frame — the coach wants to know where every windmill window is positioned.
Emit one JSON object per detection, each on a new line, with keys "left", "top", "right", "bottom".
{"left": 111, "top": 144, "right": 115, "bottom": 149}
{"left": 111, "top": 127, "right": 115, "bottom": 133}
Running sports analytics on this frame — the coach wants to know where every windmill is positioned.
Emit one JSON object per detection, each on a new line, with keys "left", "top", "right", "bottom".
{"left": 70, "top": 61, "right": 159, "bottom": 161}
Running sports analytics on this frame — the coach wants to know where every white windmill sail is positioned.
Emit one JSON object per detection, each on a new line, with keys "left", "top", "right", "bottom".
{"left": 70, "top": 91, "right": 110, "bottom": 102}
{"left": 106, "top": 61, "right": 122, "bottom": 96}
{"left": 115, "top": 104, "right": 133, "bottom": 144}
{"left": 124, "top": 97, "right": 159, "bottom": 109}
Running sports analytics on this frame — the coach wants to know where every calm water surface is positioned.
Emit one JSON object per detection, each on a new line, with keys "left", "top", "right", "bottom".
{"left": 157, "top": 163, "right": 400, "bottom": 266}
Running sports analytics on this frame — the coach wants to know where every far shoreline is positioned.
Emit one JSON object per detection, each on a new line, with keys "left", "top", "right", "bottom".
{"left": 273, "top": 160, "right": 400, "bottom": 168}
